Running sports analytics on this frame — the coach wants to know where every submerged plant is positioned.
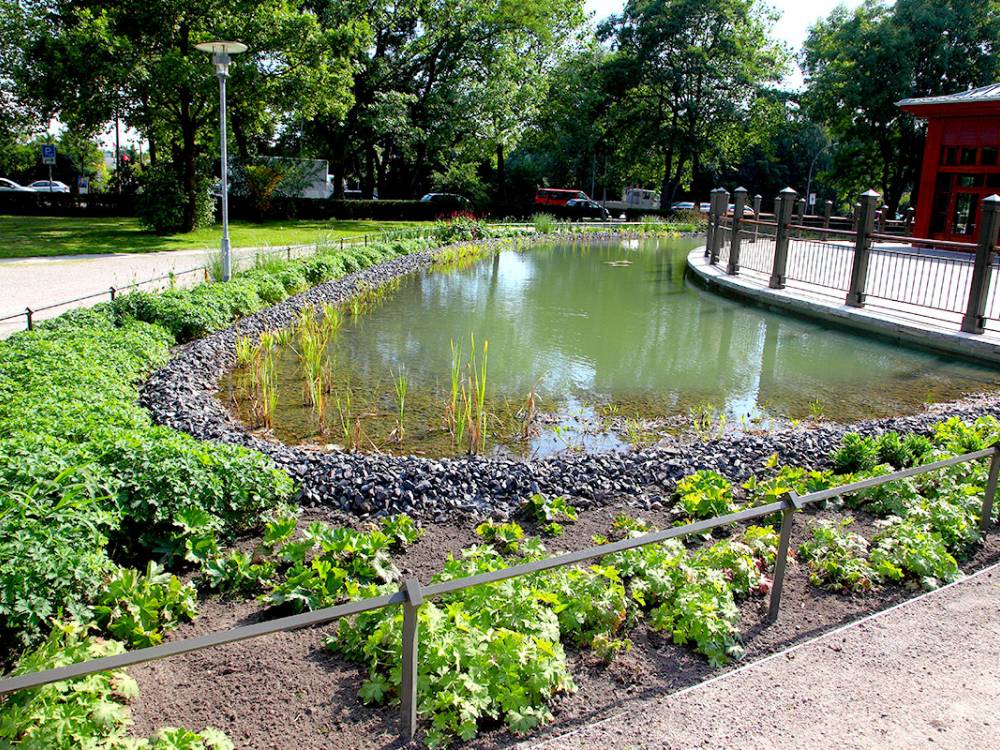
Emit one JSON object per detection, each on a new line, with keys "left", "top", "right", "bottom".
{"left": 392, "top": 368, "right": 408, "bottom": 446}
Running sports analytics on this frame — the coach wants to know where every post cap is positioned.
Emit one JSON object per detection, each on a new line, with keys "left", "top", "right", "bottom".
{"left": 733, "top": 186, "right": 748, "bottom": 195}
{"left": 754, "top": 193, "right": 762, "bottom": 199}
{"left": 860, "top": 189, "right": 881, "bottom": 199}
{"left": 710, "top": 187, "right": 727, "bottom": 194}
{"left": 983, "top": 194, "right": 1000, "bottom": 206}
{"left": 780, "top": 186, "right": 797, "bottom": 195}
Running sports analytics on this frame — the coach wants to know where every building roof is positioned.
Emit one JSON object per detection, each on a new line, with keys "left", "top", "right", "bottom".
{"left": 897, "top": 83, "right": 1000, "bottom": 108}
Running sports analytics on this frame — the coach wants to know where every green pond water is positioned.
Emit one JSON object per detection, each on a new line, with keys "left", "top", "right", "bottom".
{"left": 222, "top": 237, "right": 1000, "bottom": 458}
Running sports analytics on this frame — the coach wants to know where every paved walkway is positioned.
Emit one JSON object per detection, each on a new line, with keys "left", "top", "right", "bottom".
{"left": 689, "top": 247, "right": 1000, "bottom": 364}
{"left": 523, "top": 564, "right": 1000, "bottom": 750}
{"left": 0, "top": 243, "right": 308, "bottom": 337}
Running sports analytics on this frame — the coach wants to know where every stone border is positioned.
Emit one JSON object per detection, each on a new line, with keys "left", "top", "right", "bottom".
{"left": 140, "top": 237, "right": 1000, "bottom": 522}
{"left": 687, "top": 248, "right": 1000, "bottom": 364}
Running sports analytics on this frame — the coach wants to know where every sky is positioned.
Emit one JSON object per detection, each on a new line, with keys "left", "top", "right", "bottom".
{"left": 584, "top": 0, "right": 866, "bottom": 89}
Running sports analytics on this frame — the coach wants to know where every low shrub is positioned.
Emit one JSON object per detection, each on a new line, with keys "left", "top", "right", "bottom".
{"left": 93, "top": 562, "right": 198, "bottom": 648}
{"left": 870, "top": 519, "right": 962, "bottom": 588}
{"left": 832, "top": 432, "right": 880, "bottom": 473}
{"left": 675, "top": 470, "right": 735, "bottom": 518}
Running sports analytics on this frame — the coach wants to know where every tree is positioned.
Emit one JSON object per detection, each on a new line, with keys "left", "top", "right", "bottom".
{"left": 11, "top": 0, "right": 361, "bottom": 230}
{"left": 599, "top": 0, "right": 788, "bottom": 208}
{"left": 801, "top": 0, "right": 1000, "bottom": 212}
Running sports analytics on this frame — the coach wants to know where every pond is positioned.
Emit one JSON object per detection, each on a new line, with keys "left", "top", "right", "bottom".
{"left": 221, "top": 237, "right": 1000, "bottom": 458}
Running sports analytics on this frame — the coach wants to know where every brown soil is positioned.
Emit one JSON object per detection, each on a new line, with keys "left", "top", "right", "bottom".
{"left": 127, "top": 502, "right": 1000, "bottom": 750}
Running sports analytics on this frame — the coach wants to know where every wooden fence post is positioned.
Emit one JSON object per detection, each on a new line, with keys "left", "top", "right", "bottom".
{"left": 710, "top": 187, "right": 729, "bottom": 265}
{"left": 961, "top": 193, "right": 1000, "bottom": 334}
{"left": 823, "top": 200, "right": 833, "bottom": 228}
{"left": 795, "top": 197, "right": 806, "bottom": 225}
{"left": 706, "top": 188, "right": 724, "bottom": 258}
{"left": 727, "top": 187, "right": 748, "bottom": 275}
{"left": 846, "top": 190, "right": 880, "bottom": 308}
{"left": 769, "top": 187, "right": 796, "bottom": 289}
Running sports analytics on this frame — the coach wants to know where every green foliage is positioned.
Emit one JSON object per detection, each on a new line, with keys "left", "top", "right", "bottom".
{"left": 0, "top": 621, "right": 231, "bottom": 748}
{"left": 523, "top": 493, "right": 577, "bottom": 524}
{"left": 832, "top": 433, "right": 880, "bottom": 474}
{"left": 474, "top": 520, "right": 526, "bottom": 555}
{"left": 798, "top": 519, "right": 879, "bottom": 593}
{"left": 933, "top": 416, "right": 1000, "bottom": 454}
{"left": 693, "top": 540, "right": 765, "bottom": 597}
{"left": 531, "top": 213, "right": 557, "bottom": 234}
{"left": 844, "top": 466, "right": 921, "bottom": 517}
{"left": 136, "top": 164, "right": 215, "bottom": 234}
{"left": 93, "top": 562, "right": 197, "bottom": 648}
{"left": 0, "top": 469, "right": 119, "bottom": 654}
{"left": 202, "top": 551, "right": 277, "bottom": 596}
{"left": 377, "top": 513, "right": 425, "bottom": 548}
{"left": 870, "top": 519, "right": 962, "bottom": 589}
{"left": 675, "top": 470, "right": 735, "bottom": 518}
{"left": 433, "top": 215, "right": 489, "bottom": 244}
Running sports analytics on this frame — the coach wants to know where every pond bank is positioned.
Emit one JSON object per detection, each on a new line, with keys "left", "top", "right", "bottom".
{"left": 142, "top": 235, "right": 1000, "bottom": 522}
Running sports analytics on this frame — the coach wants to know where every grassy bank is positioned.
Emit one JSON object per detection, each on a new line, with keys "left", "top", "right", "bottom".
{"left": 0, "top": 216, "right": 429, "bottom": 259}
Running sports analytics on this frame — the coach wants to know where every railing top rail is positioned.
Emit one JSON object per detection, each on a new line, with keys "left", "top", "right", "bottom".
{"left": 0, "top": 590, "right": 406, "bottom": 696}
{"left": 869, "top": 232, "right": 978, "bottom": 251}
{"left": 787, "top": 224, "right": 857, "bottom": 239}
{"left": 740, "top": 218, "right": 779, "bottom": 228}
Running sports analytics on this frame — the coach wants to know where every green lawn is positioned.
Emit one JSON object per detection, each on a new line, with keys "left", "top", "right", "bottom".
{"left": 0, "top": 216, "right": 430, "bottom": 259}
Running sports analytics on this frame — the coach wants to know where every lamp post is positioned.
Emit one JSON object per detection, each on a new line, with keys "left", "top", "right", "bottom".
{"left": 804, "top": 142, "right": 834, "bottom": 216}
{"left": 195, "top": 40, "right": 247, "bottom": 281}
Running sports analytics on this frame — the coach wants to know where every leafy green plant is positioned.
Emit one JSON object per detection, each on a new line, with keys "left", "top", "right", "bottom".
{"left": 870, "top": 519, "right": 961, "bottom": 589}
{"left": 474, "top": 520, "right": 526, "bottom": 554}
{"left": 202, "top": 551, "right": 277, "bottom": 596}
{"left": 932, "top": 416, "right": 1000, "bottom": 453}
{"left": 531, "top": 213, "right": 557, "bottom": 234}
{"left": 377, "top": 513, "right": 425, "bottom": 548}
{"left": 523, "top": 493, "right": 577, "bottom": 524}
{"left": 675, "top": 470, "right": 735, "bottom": 518}
{"left": 832, "top": 432, "right": 880, "bottom": 474}
{"left": 0, "top": 620, "right": 230, "bottom": 749}
{"left": 798, "top": 518, "right": 879, "bottom": 593}
{"left": 93, "top": 562, "right": 198, "bottom": 648}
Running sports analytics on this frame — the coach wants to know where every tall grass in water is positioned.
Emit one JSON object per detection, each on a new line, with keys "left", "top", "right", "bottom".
{"left": 392, "top": 369, "right": 408, "bottom": 446}
{"left": 234, "top": 335, "right": 255, "bottom": 367}
{"left": 295, "top": 306, "right": 342, "bottom": 434}
{"left": 247, "top": 332, "right": 279, "bottom": 429}
{"left": 446, "top": 334, "right": 490, "bottom": 454}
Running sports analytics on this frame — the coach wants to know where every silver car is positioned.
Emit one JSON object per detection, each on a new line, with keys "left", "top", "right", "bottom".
{"left": 27, "top": 180, "right": 70, "bottom": 193}
{"left": 0, "top": 178, "right": 33, "bottom": 192}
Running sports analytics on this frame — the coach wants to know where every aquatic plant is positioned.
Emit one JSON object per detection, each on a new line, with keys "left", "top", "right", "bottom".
{"left": 392, "top": 368, "right": 408, "bottom": 446}
{"left": 234, "top": 335, "right": 255, "bottom": 367}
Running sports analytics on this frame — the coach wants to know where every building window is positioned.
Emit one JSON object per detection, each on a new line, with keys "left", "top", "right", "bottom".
{"left": 960, "top": 147, "right": 978, "bottom": 165}
{"left": 957, "top": 174, "right": 984, "bottom": 187}
{"left": 941, "top": 146, "right": 959, "bottom": 165}
{"left": 982, "top": 147, "right": 999, "bottom": 166}
{"left": 952, "top": 193, "right": 978, "bottom": 236}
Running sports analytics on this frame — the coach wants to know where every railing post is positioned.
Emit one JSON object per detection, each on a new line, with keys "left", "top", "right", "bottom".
{"left": 710, "top": 187, "right": 729, "bottom": 265}
{"left": 795, "top": 197, "right": 806, "bottom": 225}
{"left": 846, "top": 189, "right": 880, "bottom": 308}
{"left": 705, "top": 189, "right": 720, "bottom": 258}
{"left": 823, "top": 200, "right": 833, "bottom": 228}
{"left": 769, "top": 187, "right": 796, "bottom": 289}
{"left": 767, "top": 491, "right": 799, "bottom": 622}
{"left": 109, "top": 286, "right": 117, "bottom": 301}
{"left": 851, "top": 202, "right": 861, "bottom": 232}
{"left": 400, "top": 578, "right": 423, "bottom": 742}
{"left": 980, "top": 445, "right": 1000, "bottom": 532}
{"left": 727, "top": 187, "right": 748, "bottom": 275}
{"left": 753, "top": 194, "right": 762, "bottom": 241}
{"left": 24, "top": 307, "right": 33, "bottom": 331}
{"left": 961, "top": 194, "right": 1000, "bottom": 334}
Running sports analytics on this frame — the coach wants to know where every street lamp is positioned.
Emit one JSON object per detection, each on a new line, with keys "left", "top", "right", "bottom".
{"left": 805, "top": 142, "right": 834, "bottom": 216}
{"left": 195, "top": 40, "right": 247, "bottom": 281}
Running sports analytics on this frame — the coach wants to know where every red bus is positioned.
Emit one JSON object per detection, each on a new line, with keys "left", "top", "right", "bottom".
{"left": 534, "top": 188, "right": 590, "bottom": 206}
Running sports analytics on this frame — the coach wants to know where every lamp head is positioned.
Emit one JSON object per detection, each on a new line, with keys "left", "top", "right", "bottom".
{"left": 194, "top": 41, "right": 247, "bottom": 77}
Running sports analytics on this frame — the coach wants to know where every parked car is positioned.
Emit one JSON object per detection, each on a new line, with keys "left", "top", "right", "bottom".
{"left": 0, "top": 177, "right": 33, "bottom": 192}
{"left": 419, "top": 192, "right": 469, "bottom": 210}
{"left": 534, "top": 188, "right": 590, "bottom": 207}
{"left": 28, "top": 180, "right": 70, "bottom": 193}
{"left": 564, "top": 198, "right": 611, "bottom": 220}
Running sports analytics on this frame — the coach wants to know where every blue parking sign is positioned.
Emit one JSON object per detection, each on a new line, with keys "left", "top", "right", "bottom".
{"left": 41, "top": 144, "right": 57, "bottom": 165}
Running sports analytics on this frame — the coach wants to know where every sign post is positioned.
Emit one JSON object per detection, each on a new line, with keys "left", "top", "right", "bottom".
{"left": 41, "top": 145, "right": 57, "bottom": 192}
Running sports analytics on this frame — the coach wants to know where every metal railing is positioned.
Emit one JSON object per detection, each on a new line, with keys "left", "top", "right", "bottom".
{"left": 0, "top": 227, "right": 438, "bottom": 333}
{"left": 705, "top": 187, "right": 1000, "bottom": 335}
{"left": 1, "top": 445, "right": 997, "bottom": 742}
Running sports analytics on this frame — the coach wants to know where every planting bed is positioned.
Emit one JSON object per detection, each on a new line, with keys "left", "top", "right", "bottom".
{"left": 4, "top": 224, "right": 1000, "bottom": 750}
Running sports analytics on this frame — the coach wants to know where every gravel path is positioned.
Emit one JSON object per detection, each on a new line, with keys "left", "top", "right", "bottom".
{"left": 522, "top": 564, "right": 1000, "bottom": 750}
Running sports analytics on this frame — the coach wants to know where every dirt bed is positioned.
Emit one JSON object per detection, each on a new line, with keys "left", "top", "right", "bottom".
{"left": 126, "top": 501, "right": 1000, "bottom": 749}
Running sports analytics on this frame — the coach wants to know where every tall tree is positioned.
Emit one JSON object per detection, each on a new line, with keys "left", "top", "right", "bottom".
{"left": 801, "top": 0, "right": 1000, "bottom": 211}
{"left": 11, "top": 0, "right": 361, "bottom": 230}
{"left": 599, "top": 0, "right": 788, "bottom": 208}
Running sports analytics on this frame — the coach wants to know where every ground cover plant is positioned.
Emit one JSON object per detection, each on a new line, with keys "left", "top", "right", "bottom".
{"left": 0, "top": 220, "right": 507, "bottom": 745}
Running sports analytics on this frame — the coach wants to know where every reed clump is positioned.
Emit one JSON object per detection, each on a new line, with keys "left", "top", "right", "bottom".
{"left": 445, "top": 334, "right": 490, "bottom": 454}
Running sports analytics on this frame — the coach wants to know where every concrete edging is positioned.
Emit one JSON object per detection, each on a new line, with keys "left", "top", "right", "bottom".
{"left": 686, "top": 247, "right": 1000, "bottom": 365}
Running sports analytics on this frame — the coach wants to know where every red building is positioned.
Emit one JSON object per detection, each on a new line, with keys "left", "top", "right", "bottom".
{"left": 898, "top": 84, "right": 1000, "bottom": 243}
